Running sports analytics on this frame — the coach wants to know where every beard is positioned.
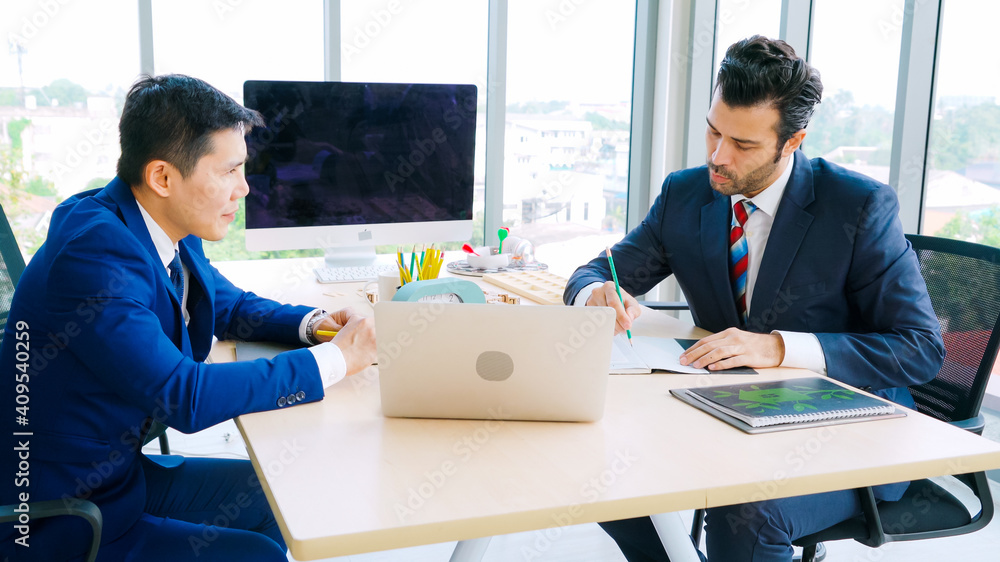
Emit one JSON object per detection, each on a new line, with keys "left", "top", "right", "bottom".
{"left": 707, "top": 150, "right": 782, "bottom": 196}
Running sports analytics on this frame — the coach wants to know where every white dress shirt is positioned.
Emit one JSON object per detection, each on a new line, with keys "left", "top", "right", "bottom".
{"left": 574, "top": 153, "right": 828, "bottom": 374}
{"left": 136, "top": 201, "right": 347, "bottom": 387}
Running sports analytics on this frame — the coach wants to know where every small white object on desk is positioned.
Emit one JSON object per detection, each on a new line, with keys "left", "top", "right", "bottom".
{"left": 465, "top": 251, "right": 509, "bottom": 270}
{"left": 313, "top": 264, "right": 397, "bottom": 284}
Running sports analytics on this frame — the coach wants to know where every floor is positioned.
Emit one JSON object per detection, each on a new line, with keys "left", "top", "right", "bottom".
{"left": 144, "top": 410, "right": 1000, "bottom": 561}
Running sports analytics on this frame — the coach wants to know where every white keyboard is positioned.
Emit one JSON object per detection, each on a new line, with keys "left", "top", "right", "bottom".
{"left": 313, "top": 264, "right": 397, "bottom": 284}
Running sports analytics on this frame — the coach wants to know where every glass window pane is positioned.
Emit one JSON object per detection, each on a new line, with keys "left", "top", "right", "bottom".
{"left": 714, "top": 0, "right": 782, "bottom": 73}
{"left": 151, "top": 0, "right": 324, "bottom": 261}
{"left": 804, "top": 0, "right": 903, "bottom": 177}
{"left": 1, "top": 0, "right": 139, "bottom": 258}
{"left": 925, "top": 1, "right": 1000, "bottom": 246}
{"left": 341, "top": 0, "right": 489, "bottom": 251}
{"left": 151, "top": 0, "right": 324, "bottom": 103}
{"left": 505, "top": 0, "right": 636, "bottom": 276}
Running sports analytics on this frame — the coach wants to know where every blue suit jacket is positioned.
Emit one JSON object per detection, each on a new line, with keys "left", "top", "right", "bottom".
{"left": 1, "top": 178, "right": 324, "bottom": 547}
{"left": 565, "top": 154, "right": 944, "bottom": 498}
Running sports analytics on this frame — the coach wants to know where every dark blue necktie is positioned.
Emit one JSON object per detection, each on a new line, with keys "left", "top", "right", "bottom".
{"left": 168, "top": 250, "right": 184, "bottom": 301}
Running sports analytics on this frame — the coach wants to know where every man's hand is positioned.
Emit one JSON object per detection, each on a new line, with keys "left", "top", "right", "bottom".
{"left": 586, "top": 281, "right": 642, "bottom": 336}
{"left": 679, "top": 328, "right": 785, "bottom": 370}
{"left": 318, "top": 307, "right": 376, "bottom": 376}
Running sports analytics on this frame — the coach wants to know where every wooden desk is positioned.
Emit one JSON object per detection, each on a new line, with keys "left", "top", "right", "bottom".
{"left": 216, "top": 258, "right": 1000, "bottom": 561}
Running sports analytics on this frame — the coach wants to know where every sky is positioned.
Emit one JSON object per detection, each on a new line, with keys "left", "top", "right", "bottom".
{"left": 1, "top": 0, "right": 997, "bottom": 110}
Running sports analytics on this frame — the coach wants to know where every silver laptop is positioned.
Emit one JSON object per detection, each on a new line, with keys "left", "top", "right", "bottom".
{"left": 375, "top": 302, "right": 615, "bottom": 422}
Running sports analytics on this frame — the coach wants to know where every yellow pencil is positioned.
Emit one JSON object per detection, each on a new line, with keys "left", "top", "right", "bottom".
{"left": 315, "top": 330, "right": 338, "bottom": 338}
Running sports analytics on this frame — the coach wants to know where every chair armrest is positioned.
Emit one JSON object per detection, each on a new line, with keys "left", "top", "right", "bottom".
{"left": 0, "top": 498, "right": 102, "bottom": 562}
{"left": 643, "top": 301, "right": 690, "bottom": 311}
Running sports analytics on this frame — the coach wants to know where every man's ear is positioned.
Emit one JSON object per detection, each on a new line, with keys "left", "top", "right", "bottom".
{"left": 781, "top": 130, "right": 807, "bottom": 158}
{"left": 143, "top": 160, "right": 174, "bottom": 198}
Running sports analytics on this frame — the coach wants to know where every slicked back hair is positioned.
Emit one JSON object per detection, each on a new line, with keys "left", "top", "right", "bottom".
{"left": 715, "top": 35, "right": 823, "bottom": 153}
{"left": 117, "top": 74, "right": 264, "bottom": 187}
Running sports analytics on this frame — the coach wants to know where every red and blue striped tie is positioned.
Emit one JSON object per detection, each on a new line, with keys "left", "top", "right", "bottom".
{"left": 730, "top": 200, "right": 757, "bottom": 325}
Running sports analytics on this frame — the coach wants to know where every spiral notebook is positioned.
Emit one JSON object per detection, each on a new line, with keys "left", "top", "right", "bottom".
{"left": 670, "top": 377, "right": 904, "bottom": 434}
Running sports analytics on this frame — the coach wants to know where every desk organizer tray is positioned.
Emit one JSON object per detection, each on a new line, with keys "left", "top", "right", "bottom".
{"left": 482, "top": 271, "right": 568, "bottom": 305}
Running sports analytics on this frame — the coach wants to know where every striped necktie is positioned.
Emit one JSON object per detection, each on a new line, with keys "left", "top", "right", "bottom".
{"left": 168, "top": 250, "right": 184, "bottom": 301}
{"left": 729, "top": 200, "right": 757, "bottom": 325}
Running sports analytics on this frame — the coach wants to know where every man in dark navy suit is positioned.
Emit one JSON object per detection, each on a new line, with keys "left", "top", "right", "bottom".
{"left": 1, "top": 75, "right": 376, "bottom": 561}
{"left": 564, "top": 36, "right": 944, "bottom": 561}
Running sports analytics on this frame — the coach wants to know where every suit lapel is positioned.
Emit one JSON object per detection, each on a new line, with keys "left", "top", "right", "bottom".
{"left": 105, "top": 178, "right": 197, "bottom": 355}
{"left": 749, "top": 152, "right": 815, "bottom": 329}
{"left": 701, "top": 193, "right": 742, "bottom": 327}
{"left": 105, "top": 178, "right": 160, "bottom": 266}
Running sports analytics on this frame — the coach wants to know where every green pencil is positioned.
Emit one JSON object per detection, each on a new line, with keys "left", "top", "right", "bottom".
{"left": 605, "top": 247, "right": 633, "bottom": 347}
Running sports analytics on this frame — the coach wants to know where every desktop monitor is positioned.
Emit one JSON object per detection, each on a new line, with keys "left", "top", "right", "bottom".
{"left": 242, "top": 80, "right": 477, "bottom": 266}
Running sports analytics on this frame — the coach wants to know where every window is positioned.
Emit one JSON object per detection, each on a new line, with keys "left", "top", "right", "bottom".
{"left": 505, "top": 0, "right": 636, "bottom": 275}
{"left": 151, "top": 0, "right": 324, "bottom": 103}
{"left": 0, "top": 0, "right": 140, "bottom": 257}
{"left": 341, "top": 0, "right": 488, "bottom": 249}
{"left": 804, "top": 0, "right": 904, "bottom": 180}
{"left": 151, "top": 0, "right": 325, "bottom": 261}
{"left": 924, "top": 1, "right": 1000, "bottom": 246}
{"left": 713, "top": 0, "right": 781, "bottom": 72}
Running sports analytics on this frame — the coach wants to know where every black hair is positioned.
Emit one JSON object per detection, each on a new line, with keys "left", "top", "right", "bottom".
{"left": 715, "top": 35, "right": 823, "bottom": 151}
{"left": 116, "top": 74, "right": 264, "bottom": 186}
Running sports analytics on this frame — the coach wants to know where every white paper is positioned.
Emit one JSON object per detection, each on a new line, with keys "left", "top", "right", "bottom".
{"left": 609, "top": 334, "right": 708, "bottom": 374}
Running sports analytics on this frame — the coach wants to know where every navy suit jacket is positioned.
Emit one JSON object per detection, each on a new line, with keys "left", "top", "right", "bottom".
{"left": 1, "top": 178, "right": 324, "bottom": 546}
{"left": 566, "top": 153, "right": 944, "bottom": 413}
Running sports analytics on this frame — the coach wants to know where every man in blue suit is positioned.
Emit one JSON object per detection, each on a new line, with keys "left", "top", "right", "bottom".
{"left": 1, "top": 75, "right": 376, "bottom": 561}
{"left": 564, "top": 36, "right": 944, "bottom": 561}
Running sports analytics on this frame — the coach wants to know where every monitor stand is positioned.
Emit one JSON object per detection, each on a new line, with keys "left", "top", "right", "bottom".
{"left": 322, "top": 246, "right": 380, "bottom": 268}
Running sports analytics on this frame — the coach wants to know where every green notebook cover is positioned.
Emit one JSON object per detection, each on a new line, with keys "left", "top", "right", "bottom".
{"left": 677, "top": 377, "right": 898, "bottom": 429}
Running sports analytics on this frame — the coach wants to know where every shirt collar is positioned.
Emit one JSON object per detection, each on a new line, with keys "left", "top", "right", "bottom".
{"left": 731, "top": 151, "right": 796, "bottom": 218}
{"left": 135, "top": 200, "right": 179, "bottom": 269}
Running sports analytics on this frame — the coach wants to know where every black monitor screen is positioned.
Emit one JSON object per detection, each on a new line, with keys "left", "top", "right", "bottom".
{"left": 243, "top": 81, "right": 477, "bottom": 230}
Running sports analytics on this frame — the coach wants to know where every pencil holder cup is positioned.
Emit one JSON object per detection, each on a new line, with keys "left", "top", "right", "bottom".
{"left": 377, "top": 271, "right": 400, "bottom": 301}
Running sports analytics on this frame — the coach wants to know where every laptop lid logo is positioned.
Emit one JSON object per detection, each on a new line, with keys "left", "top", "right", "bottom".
{"left": 476, "top": 351, "right": 514, "bottom": 382}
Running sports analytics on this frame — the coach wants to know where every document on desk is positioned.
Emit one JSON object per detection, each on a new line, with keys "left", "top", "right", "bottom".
{"left": 609, "top": 334, "right": 756, "bottom": 375}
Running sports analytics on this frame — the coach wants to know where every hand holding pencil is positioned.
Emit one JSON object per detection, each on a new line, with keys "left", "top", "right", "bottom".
{"left": 582, "top": 248, "right": 642, "bottom": 340}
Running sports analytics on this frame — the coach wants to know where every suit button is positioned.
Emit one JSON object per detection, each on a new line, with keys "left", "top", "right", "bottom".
{"left": 295, "top": 391, "right": 306, "bottom": 401}
{"left": 286, "top": 394, "right": 297, "bottom": 405}
{"left": 277, "top": 396, "right": 287, "bottom": 407}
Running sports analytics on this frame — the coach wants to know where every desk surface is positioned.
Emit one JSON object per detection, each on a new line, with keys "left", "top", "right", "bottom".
{"left": 217, "top": 258, "right": 1000, "bottom": 561}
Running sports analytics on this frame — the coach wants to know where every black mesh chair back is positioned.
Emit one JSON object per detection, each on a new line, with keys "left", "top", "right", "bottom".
{"left": 0, "top": 204, "right": 27, "bottom": 346}
{"left": 906, "top": 234, "right": 1000, "bottom": 428}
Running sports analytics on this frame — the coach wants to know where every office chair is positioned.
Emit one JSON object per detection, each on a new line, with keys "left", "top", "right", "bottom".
{"left": 2, "top": 205, "right": 105, "bottom": 560}
{"left": 0, "top": 499, "right": 103, "bottom": 562}
{"left": 790, "top": 234, "right": 1000, "bottom": 561}
{"left": 0, "top": 203, "right": 26, "bottom": 347}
